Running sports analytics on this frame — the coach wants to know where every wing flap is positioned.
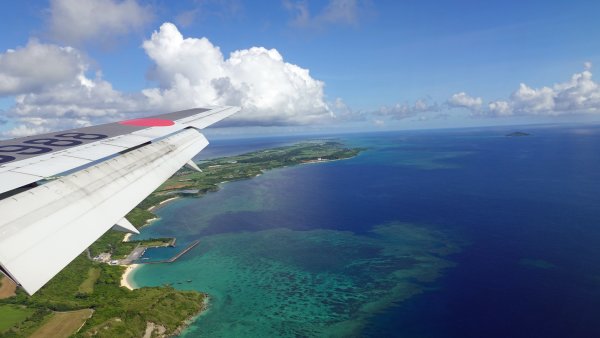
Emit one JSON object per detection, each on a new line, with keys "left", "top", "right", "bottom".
{"left": 63, "top": 143, "right": 128, "bottom": 161}
{"left": 10, "top": 155, "right": 91, "bottom": 177}
{"left": 0, "top": 128, "right": 209, "bottom": 295}
{"left": 100, "top": 134, "right": 154, "bottom": 148}
{"left": 0, "top": 171, "right": 43, "bottom": 194}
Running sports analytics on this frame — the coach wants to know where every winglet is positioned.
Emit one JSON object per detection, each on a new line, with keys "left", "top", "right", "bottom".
{"left": 185, "top": 160, "right": 202, "bottom": 172}
{"left": 112, "top": 218, "right": 140, "bottom": 234}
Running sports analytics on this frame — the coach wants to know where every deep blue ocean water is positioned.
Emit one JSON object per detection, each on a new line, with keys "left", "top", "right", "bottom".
{"left": 132, "top": 125, "right": 600, "bottom": 337}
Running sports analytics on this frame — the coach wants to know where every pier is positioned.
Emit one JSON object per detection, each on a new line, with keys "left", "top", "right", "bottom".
{"left": 141, "top": 240, "right": 200, "bottom": 264}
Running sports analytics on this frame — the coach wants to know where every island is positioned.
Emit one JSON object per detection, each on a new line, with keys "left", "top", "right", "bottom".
{"left": 506, "top": 131, "right": 531, "bottom": 137}
{"left": 0, "top": 140, "right": 362, "bottom": 337}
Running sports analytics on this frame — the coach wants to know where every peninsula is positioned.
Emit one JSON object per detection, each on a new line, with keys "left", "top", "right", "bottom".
{"left": 0, "top": 141, "right": 362, "bottom": 337}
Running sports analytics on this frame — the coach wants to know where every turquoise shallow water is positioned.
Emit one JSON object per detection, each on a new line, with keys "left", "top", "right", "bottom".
{"left": 132, "top": 128, "right": 600, "bottom": 337}
{"left": 133, "top": 222, "right": 457, "bottom": 337}
{"left": 130, "top": 134, "right": 461, "bottom": 337}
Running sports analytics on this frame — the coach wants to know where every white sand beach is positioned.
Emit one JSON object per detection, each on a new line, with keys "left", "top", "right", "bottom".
{"left": 120, "top": 264, "right": 140, "bottom": 290}
{"left": 148, "top": 197, "right": 179, "bottom": 211}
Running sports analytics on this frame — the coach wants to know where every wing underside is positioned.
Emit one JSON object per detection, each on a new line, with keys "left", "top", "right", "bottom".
{"left": 0, "top": 106, "right": 239, "bottom": 295}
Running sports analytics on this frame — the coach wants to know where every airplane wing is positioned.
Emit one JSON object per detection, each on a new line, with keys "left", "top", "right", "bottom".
{"left": 0, "top": 106, "right": 239, "bottom": 295}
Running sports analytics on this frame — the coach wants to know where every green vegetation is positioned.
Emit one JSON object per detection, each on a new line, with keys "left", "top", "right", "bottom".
{"left": 128, "top": 238, "right": 173, "bottom": 247}
{"left": 0, "top": 141, "right": 362, "bottom": 337}
{"left": 124, "top": 208, "right": 156, "bottom": 227}
{"left": 0, "top": 305, "right": 34, "bottom": 333}
{"left": 78, "top": 268, "right": 100, "bottom": 295}
{"left": 0, "top": 256, "right": 204, "bottom": 337}
{"left": 88, "top": 232, "right": 137, "bottom": 259}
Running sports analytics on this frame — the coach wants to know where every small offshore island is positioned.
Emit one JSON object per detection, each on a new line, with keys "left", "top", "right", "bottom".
{"left": 0, "top": 141, "right": 362, "bottom": 338}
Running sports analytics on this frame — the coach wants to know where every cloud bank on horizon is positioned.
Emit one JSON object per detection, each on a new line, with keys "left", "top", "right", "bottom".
{"left": 453, "top": 66, "right": 600, "bottom": 117}
{"left": 0, "top": 0, "right": 599, "bottom": 137}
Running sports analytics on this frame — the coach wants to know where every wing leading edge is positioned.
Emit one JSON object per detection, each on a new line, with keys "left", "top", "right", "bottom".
{"left": 0, "top": 106, "right": 239, "bottom": 295}
{"left": 0, "top": 106, "right": 239, "bottom": 194}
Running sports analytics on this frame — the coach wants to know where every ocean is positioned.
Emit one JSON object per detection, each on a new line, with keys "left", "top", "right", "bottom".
{"left": 130, "top": 125, "right": 600, "bottom": 337}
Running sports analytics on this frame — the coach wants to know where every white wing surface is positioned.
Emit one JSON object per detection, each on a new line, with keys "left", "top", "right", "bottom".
{"left": 0, "top": 106, "right": 238, "bottom": 194}
{"left": 0, "top": 106, "right": 239, "bottom": 295}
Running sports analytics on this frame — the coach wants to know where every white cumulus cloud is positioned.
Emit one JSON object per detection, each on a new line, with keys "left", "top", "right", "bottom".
{"left": 447, "top": 92, "right": 483, "bottom": 111}
{"left": 2, "top": 22, "right": 335, "bottom": 137}
{"left": 487, "top": 100, "right": 513, "bottom": 116}
{"left": 488, "top": 67, "right": 600, "bottom": 116}
{"left": 141, "top": 22, "right": 332, "bottom": 125}
{"left": 551, "top": 68, "right": 600, "bottom": 113}
{"left": 448, "top": 65, "right": 600, "bottom": 117}
{"left": 12, "top": 73, "right": 143, "bottom": 119}
{"left": 375, "top": 99, "right": 439, "bottom": 120}
{"left": 3, "top": 125, "right": 51, "bottom": 138}
{"left": 509, "top": 83, "right": 555, "bottom": 114}
{"left": 47, "top": 0, "right": 153, "bottom": 45}
{"left": 0, "top": 39, "right": 144, "bottom": 136}
{"left": 0, "top": 40, "right": 84, "bottom": 96}
{"left": 1, "top": 41, "right": 144, "bottom": 136}
{"left": 8, "top": 70, "right": 147, "bottom": 136}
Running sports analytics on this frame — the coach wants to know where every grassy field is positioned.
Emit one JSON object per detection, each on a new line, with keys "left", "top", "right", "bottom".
{"left": 29, "top": 309, "right": 93, "bottom": 338}
{"left": 78, "top": 268, "right": 100, "bottom": 294}
{"left": 0, "top": 305, "right": 34, "bottom": 333}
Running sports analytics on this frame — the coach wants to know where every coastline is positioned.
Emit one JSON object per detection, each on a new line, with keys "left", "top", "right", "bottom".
{"left": 120, "top": 264, "right": 140, "bottom": 290}
{"left": 119, "top": 200, "right": 175, "bottom": 291}
{"left": 121, "top": 151, "right": 361, "bottom": 293}
{"left": 122, "top": 217, "right": 160, "bottom": 243}
{"left": 175, "top": 296, "right": 211, "bottom": 336}
{"left": 118, "top": 143, "right": 362, "bottom": 333}
{"left": 148, "top": 197, "right": 179, "bottom": 212}
{"left": 300, "top": 157, "right": 349, "bottom": 166}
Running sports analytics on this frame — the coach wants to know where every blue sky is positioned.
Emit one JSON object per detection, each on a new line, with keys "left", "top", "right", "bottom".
{"left": 0, "top": 0, "right": 599, "bottom": 137}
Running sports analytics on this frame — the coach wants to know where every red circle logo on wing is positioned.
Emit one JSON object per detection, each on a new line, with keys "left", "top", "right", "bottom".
{"left": 119, "top": 118, "right": 175, "bottom": 127}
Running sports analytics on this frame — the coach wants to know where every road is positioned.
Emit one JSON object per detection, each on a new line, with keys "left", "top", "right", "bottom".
{"left": 119, "top": 245, "right": 145, "bottom": 265}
